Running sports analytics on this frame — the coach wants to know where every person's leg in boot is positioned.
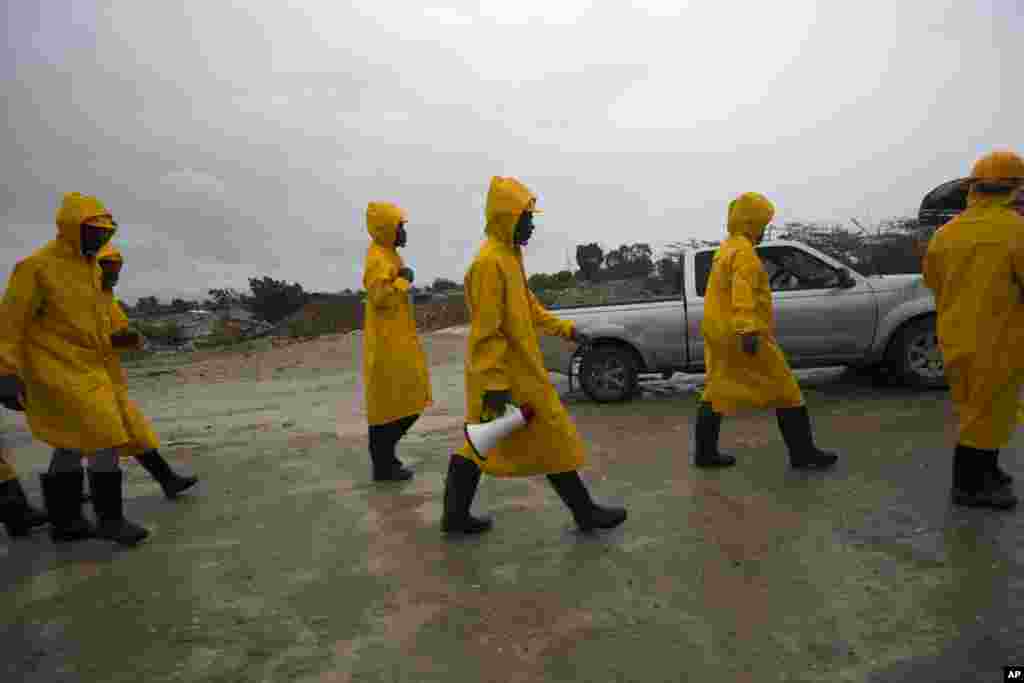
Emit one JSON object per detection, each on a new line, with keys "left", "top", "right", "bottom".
{"left": 693, "top": 401, "right": 735, "bottom": 468}
{"left": 368, "top": 417, "right": 414, "bottom": 482}
{"left": 991, "top": 450, "right": 1014, "bottom": 487}
{"left": 951, "top": 445, "right": 1018, "bottom": 509}
{"left": 41, "top": 448, "right": 95, "bottom": 542}
{"left": 441, "top": 453, "right": 492, "bottom": 534}
{"left": 0, "top": 452, "right": 48, "bottom": 537}
{"left": 547, "top": 470, "right": 627, "bottom": 532}
{"left": 775, "top": 405, "right": 839, "bottom": 469}
{"left": 134, "top": 449, "right": 199, "bottom": 499}
{"left": 87, "top": 448, "right": 149, "bottom": 546}
{"left": 389, "top": 413, "right": 419, "bottom": 473}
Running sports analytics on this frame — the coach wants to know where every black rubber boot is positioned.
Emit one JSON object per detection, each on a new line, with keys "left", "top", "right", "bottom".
{"left": 951, "top": 446, "right": 1018, "bottom": 510}
{"left": 441, "top": 454, "right": 493, "bottom": 534}
{"left": 547, "top": 471, "right": 627, "bottom": 532}
{"left": 373, "top": 462, "right": 414, "bottom": 482}
{"left": 991, "top": 451, "right": 1014, "bottom": 487}
{"left": 693, "top": 402, "right": 736, "bottom": 468}
{"left": 88, "top": 470, "right": 150, "bottom": 546}
{"left": 136, "top": 450, "right": 199, "bottom": 499}
{"left": 40, "top": 471, "right": 96, "bottom": 543}
{"left": 369, "top": 419, "right": 415, "bottom": 482}
{"left": 0, "top": 477, "right": 49, "bottom": 537}
{"left": 776, "top": 406, "right": 839, "bottom": 469}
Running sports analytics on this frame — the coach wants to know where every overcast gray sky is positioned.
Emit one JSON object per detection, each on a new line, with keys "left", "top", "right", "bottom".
{"left": 2, "top": 0, "right": 1020, "bottom": 303}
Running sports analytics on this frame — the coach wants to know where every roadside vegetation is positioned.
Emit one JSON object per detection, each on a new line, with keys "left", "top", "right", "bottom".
{"left": 120, "top": 215, "right": 930, "bottom": 355}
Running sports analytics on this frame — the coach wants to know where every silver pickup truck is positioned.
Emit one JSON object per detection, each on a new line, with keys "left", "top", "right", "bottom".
{"left": 539, "top": 240, "right": 942, "bottom": 402}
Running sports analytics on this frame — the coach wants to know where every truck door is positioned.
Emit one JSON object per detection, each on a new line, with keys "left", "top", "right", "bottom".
{"left": 756, "top": 245, "right": 877, "bottom": 360}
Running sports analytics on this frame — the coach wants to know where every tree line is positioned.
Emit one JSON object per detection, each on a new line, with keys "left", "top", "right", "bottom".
{"left": 126, "top": 215, "right": 932, "bottom": 325}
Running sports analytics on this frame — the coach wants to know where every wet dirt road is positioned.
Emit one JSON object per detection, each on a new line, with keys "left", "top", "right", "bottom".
{"left": 1, "top": 329, "right": 1021, "bottom": 682}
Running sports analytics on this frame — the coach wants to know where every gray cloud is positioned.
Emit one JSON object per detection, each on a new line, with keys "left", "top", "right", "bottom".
{"left": 2, "top": 0, "right": 1021, "bottom": 303}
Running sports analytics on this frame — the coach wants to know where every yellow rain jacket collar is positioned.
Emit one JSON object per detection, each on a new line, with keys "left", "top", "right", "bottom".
{"left": 965, "top": 185, "right": 1019, "bottom": 211}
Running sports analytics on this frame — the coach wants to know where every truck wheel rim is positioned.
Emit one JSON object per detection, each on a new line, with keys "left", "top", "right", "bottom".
{"left": 588, "top": 358, "right": 627, "bottom": 395}
{"left": 907, "top": 331, "right": 944, "bottom": 379}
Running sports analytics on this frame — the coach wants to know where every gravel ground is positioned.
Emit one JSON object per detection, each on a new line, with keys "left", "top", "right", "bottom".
{"left": 1, "top": 327, "right": 1021, "bottom": 683}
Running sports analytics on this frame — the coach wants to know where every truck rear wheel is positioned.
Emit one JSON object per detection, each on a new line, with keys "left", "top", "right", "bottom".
{"left": 579, "top": 345, "right": 639, "bottom": 403}
{"left": 888, "top": 316, "right": 947, "bottom": 389}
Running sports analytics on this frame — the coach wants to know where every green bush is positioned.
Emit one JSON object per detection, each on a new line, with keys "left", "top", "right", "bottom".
{"left": 194, "top": 333, "right": 237, "bottom": 349}
{"left": 286, "top": 298, "right": 364, "bottom": 338}
{"left": 134, "top": 320, "right": 183, "bottom": 343}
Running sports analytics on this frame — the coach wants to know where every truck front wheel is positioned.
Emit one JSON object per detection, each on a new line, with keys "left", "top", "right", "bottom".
{"left": 888, "top": 317, "right": 947, "bottom": 389}
{"left": 579, "top": 345, "right": 639, "bottom": 403}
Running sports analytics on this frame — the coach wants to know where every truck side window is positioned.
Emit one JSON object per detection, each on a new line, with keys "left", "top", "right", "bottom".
{"left": 758, "top": 246, "right": 841, "bottom": 290}
{"left": 694, "top": 250, "right": 716, "bottom": 297}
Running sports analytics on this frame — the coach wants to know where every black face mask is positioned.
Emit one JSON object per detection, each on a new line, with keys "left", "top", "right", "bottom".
{"left": 100, "top": 266, "right": 120, "bottom": 291}
{"left": 513, "top": 211, "right": 535, "bottom": 246}
{"left": 394, "top": 223, "right": 408, "bottom": 248}
{"left": 80, "top": 224, "right": 112, "bottom": 257}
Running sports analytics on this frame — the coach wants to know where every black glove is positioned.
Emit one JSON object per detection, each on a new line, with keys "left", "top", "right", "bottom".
{"left": 740, "top": 333, "right": 759, "bottom": 356}
{"left": 1, "top": 397, "right": 25, "bottom": 412}
{"left": 0, "top": 375, "right": 25, "bottom": 402}
{"left": 111, "top": 330, "right": 143, "bottom": 349}
{"left": 397, "top": 267, "right": 415, "bottom": 284}
{"left": 482, "top": 390, "right": 512, "bottom": 417}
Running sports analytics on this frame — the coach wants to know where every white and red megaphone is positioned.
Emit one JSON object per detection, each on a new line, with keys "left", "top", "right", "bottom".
{"left": 464, "top": 403, "right": 536, "bottom": 460}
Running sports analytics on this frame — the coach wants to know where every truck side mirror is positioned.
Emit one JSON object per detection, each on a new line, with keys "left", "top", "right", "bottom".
{"left": 835, "top": 269, "right": 857, "bottom": 289}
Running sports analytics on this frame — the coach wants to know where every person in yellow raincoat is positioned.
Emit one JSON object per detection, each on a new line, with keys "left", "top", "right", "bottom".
{"left": 442, "top": 176, "right": 627, "bottom": 535}
{"left": 0, "top": 193, "right": 149, "bottom": 546}
{"left": 923, "top": 150, "right": 1024, "bottom": 509}
{"left": 695, "top": 192, "right": 839, "bottom": 469}
{"left": 362, "top": 202, "right": 433, "bottom": 481}
{"left": 0, "top": 410, "right": 48, "bottom": 538}
{"left": 92, "top": 245, "right": 199, "bottom": 499}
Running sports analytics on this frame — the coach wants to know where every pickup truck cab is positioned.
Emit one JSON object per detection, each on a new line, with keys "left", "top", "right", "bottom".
{"left": 539, "top": 240, "right": 942, "bottom": 402}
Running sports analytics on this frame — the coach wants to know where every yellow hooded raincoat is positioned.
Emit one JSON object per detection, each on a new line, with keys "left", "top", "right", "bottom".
{"left": 97, "top": 245, "right": 160, "bottom": 459}
{"left": 700, "top": 193, "right": 804, "bottom": 415}
{"left": 0, "top": 193, "right": 131, "bottom": 452}
{"left": 458, "top": 177, "right": 585, "bottom": 477}
{"left": 923, "top": 186, "right": 1024, "bottom": 450}
{"left": 362, "top": 202, "right": 432, "bottom": 426}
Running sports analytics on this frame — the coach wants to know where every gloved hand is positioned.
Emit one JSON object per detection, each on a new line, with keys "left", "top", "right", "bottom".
{"left": 740, "top": 333, "right": 759, "bottom": 356}
{"left": 111, "top": 330, "right": 144, "bottom": 349}
{"left": 571, "top": 327, "right": 592, "bottom": 346}
{"left": 0, "top": 375, "right": 26, "bottom": 412}
{"left": 397, "top": 267, "right": 415, "bottom": 284}
{"left": 1, "top": 397, "right": 25, "bottom": 412}
{"left": 482, "top": 390, "right": 512, "bottom": 418}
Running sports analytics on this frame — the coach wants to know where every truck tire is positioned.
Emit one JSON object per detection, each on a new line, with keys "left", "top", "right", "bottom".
{"left": 579, "top": 345, "right": 639, "bottom": 403}
{"left": 887, "top": 316, "right": 947, "bottom": 389}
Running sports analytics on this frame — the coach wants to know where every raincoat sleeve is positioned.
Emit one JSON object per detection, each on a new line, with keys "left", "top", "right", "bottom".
{"left": 731, "top": 250, "right": 763, "bottom": 336}
{"left": 1011, "top": 233, "right": 1024, "bottom": 297}
{"left": 527, "top": 290, "right": 574, "bottom": 339}
{"left": 0, "top": 261, "right": 43, "bottom": 376}
{"left": 466, "top": 259, "right": 510, "bottom": 392}
{"left": 365, "top": 258, "right": 411, "bottom": 310}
